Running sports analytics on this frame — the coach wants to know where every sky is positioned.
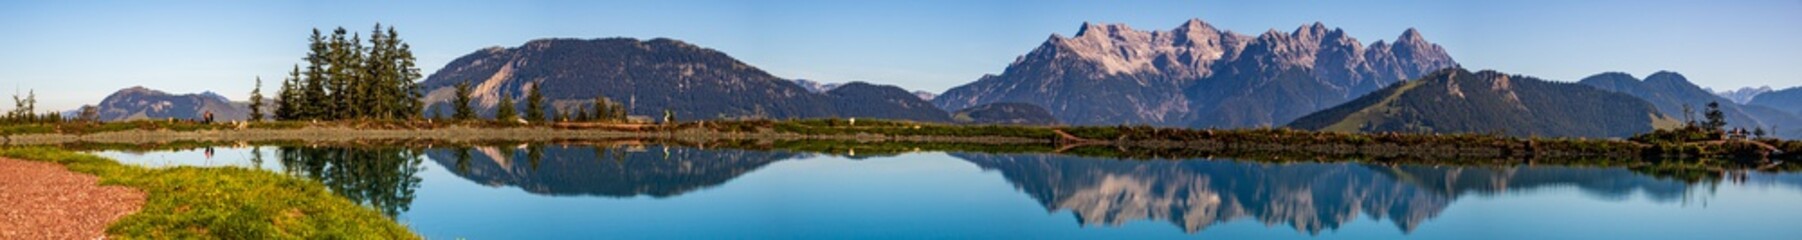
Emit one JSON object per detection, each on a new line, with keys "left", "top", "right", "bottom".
{"left": 2, "top": 0, "right": 1799, "bottom": 111}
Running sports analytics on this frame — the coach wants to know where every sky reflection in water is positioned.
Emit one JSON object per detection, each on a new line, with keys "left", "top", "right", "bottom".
{"left": 93, "top": 145, "right": 1802, "bottom": 239}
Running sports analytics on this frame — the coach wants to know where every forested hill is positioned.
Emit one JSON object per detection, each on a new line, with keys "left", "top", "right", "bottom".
{"left": 1289, "top": 68, "right": 1675, "bottom": 138}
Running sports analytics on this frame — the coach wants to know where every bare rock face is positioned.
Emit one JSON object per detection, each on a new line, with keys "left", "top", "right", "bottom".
{"left": 912, "top": 91, "right": 936, "bottom": 101}
{"left": 792, "top": 79, "right": 842, "bottom": 94}
{"left": 91, "top": 86, "right": 251, "bottom": 122}
{"left": 934, "top": 18, "right": 1458, "bottom": 127}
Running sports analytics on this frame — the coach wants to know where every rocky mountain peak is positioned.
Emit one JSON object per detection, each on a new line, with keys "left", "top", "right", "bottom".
{"left": 937, "top": 18, "right": 1459, "bottom": 127}
{"left": 1173, "top": 18, "right": 1217, "bottom": 33}
{"left": 1295, "top": 22, "right": 1331, "bottom": 41}
{"left": 114, "top": 86, "right": 160, "bottom": 95}
{"left": 1045, "top": 20, "right": 1237, "bottom": 78}
{"left": 90, "top": 86, "right": 250, "bottom": 122}
{"left": 1717, "top": 86, "right": 1774, "bottom": 104}
{"left": 1398, "top": 28, "right": 1426, "bottom": 44}
{"left": 1073, "top": 22, "right": 1137, "bottom": 39}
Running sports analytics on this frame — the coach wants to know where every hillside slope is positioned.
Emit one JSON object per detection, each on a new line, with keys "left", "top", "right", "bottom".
{"left": 1290, "top": 69, "right": 1672, "bottom": 138}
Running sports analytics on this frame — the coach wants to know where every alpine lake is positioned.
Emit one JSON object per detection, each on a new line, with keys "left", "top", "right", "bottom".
{"left": 86, "top": 142, "right": 1802, "bottom": 239}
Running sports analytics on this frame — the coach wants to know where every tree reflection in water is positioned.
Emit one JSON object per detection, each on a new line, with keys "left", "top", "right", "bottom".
{"left": 277, "top": 146, "right": 425, "bottom": 218}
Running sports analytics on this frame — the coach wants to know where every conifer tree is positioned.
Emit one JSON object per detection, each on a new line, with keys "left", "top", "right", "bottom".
{"left": 249, "top": 76, "right": 265, "bottom": 122}
{"left": 363, "top": 24, "right": 390, "bottom": 119}
{"left": 592, "top": 96, "right": 629, "bottom": 122}
{"left": 525, "top": 85, "right": 545, "bottom": 122}
{"left": 274, "top": 24, "right": 423, "bottom": 121}
{"left": 301, "top": 29, "right": 331, "bottom": 120}
{"left": 496, "top": 95, "right": 518, "bottom": 122}
{"left": 276, "top": 65, "right": 301, "bottom": 120}
{"left": 77, "top": 105, "right": 99, "bottom": 122}
{"left": 452, "top": 81, "right": 475, "bottom": 121}
{"left": 1704, "top": 101, "right": 1727, "bottom": 131}
{"left": 324, "top": 28, "right": 357, "bottom": 120}
{"left": 386, "top": 26, "right": 422, "bottom": 119}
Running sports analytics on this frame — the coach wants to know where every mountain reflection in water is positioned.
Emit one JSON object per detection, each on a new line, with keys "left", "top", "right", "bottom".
{"left": 952, "top": 153, "right": 1728, "bottom": 234}
{"left": 423, "top": 145, "right": 795, "bottom": 197}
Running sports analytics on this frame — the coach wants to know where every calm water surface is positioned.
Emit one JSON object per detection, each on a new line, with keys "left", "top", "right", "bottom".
{"left": 93, "top": 145, "right": 1802, "bottom": 239}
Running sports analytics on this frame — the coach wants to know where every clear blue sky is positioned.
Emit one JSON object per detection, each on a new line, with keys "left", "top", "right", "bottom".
{"left": 2, "top": 0, "right": 1799, "bottom": 111}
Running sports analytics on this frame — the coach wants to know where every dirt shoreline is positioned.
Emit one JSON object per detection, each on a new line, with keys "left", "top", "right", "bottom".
{"left": 0, "top": 157, "right": 145, "bottom": 239}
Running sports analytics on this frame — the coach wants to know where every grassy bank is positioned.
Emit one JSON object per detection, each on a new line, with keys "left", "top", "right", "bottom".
{"left": 0, "top": 147, "right": 417, "bottom": 239}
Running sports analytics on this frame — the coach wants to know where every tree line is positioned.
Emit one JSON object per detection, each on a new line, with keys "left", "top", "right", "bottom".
{"left": 267, "top": 24, "right": 422, "bottom": 121}
{"left": 441, "top": 81, "right": 629, "bottom": 123}
{"left": 253, "top": 23, "right": 631, "bottom": 124}
{"left": 1, "top": 90, "right": 64, "bottom": 124}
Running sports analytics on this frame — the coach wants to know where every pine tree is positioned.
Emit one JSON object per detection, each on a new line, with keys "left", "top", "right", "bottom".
{"left": 77, "top": 105, "right": 99, "bottom": 122}
{"left": 591, "top": 96, "right": 609, "bottom": 122}
{"left": 363, "top": 24, "right": 391, "bottom": 119}
{"left": 1704, "top": 101, "right": 1727, "bottom": 131}
{"left": 276, "top": 65, "right": 302, "bottom": 120}
{"left": 325, "top": 28, "right": 357, "bottom": 120}
{"left": 496, "top": 95, "right": 517, "bottom": 122}
{"left": 525, "top": 85, "right": 545, "bottom": 122}
{"left": 274, "top": 24, "right": 423, "bottom": 121}
{"left": 610, "top": 100, "right": 627, "bottom": 120}
{"left": 591, "top": 96, "right": 629, "bottom": 122}
{"left": 8, "top": 90, "right": 29, "bottom": 122}
{"left": 301, "top": 29, "right": 331, "bottom": 120}
{"left": 249, "top": 76, "right": 265, "bottom": 122}
{"left": 386, "top": 26, "right": 422, "bottom": 119}
{"left": 10, "top": 90, "right": 37, "bottom": 122}
{"left": 1681, "top": 104, "right": 1696, "bottom": 128}
{"left": 452, "top": 81, "right": 475, "bottom": 121}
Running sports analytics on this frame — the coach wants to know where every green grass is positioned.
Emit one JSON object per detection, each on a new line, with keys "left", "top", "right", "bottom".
{"left": 1321, "top": 80, "right": 1422, "bottom": 132}
{"left": 0, "top": 147, "right": 418, "bottom": 239}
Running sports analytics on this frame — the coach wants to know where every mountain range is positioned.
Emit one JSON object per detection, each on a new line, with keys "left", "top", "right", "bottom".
{"left": 1579, "top": 72, "right": 1802, "bottom": 138}
{"left": 87, "top": 86, "right": 253, "bottom": 122}
{"left": 1290, "top": 68, "right": 1674, "bottom": 138}
{"left": 932, "top": 19, "right": 1457, "bottom": 127}
{"left": 62, "top": 17, "right": 1798, "bottom": 140}
{"left": 1716, "top": 86, "right": 1773, "bottom": 104}
{"left": 414, "top": 38, "right": 955, "bottom": 122}
{"left": 1751, "top": 87, "right": 1802, "bottom": 117}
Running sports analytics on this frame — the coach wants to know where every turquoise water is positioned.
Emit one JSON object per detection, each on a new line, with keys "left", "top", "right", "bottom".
{"left": 94, "top": 145, "right": 1802, "bottom": 239}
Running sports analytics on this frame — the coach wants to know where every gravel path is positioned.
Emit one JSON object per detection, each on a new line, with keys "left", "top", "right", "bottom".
{"left": 0, "top": 157, "right": 145, "bottom": 239}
